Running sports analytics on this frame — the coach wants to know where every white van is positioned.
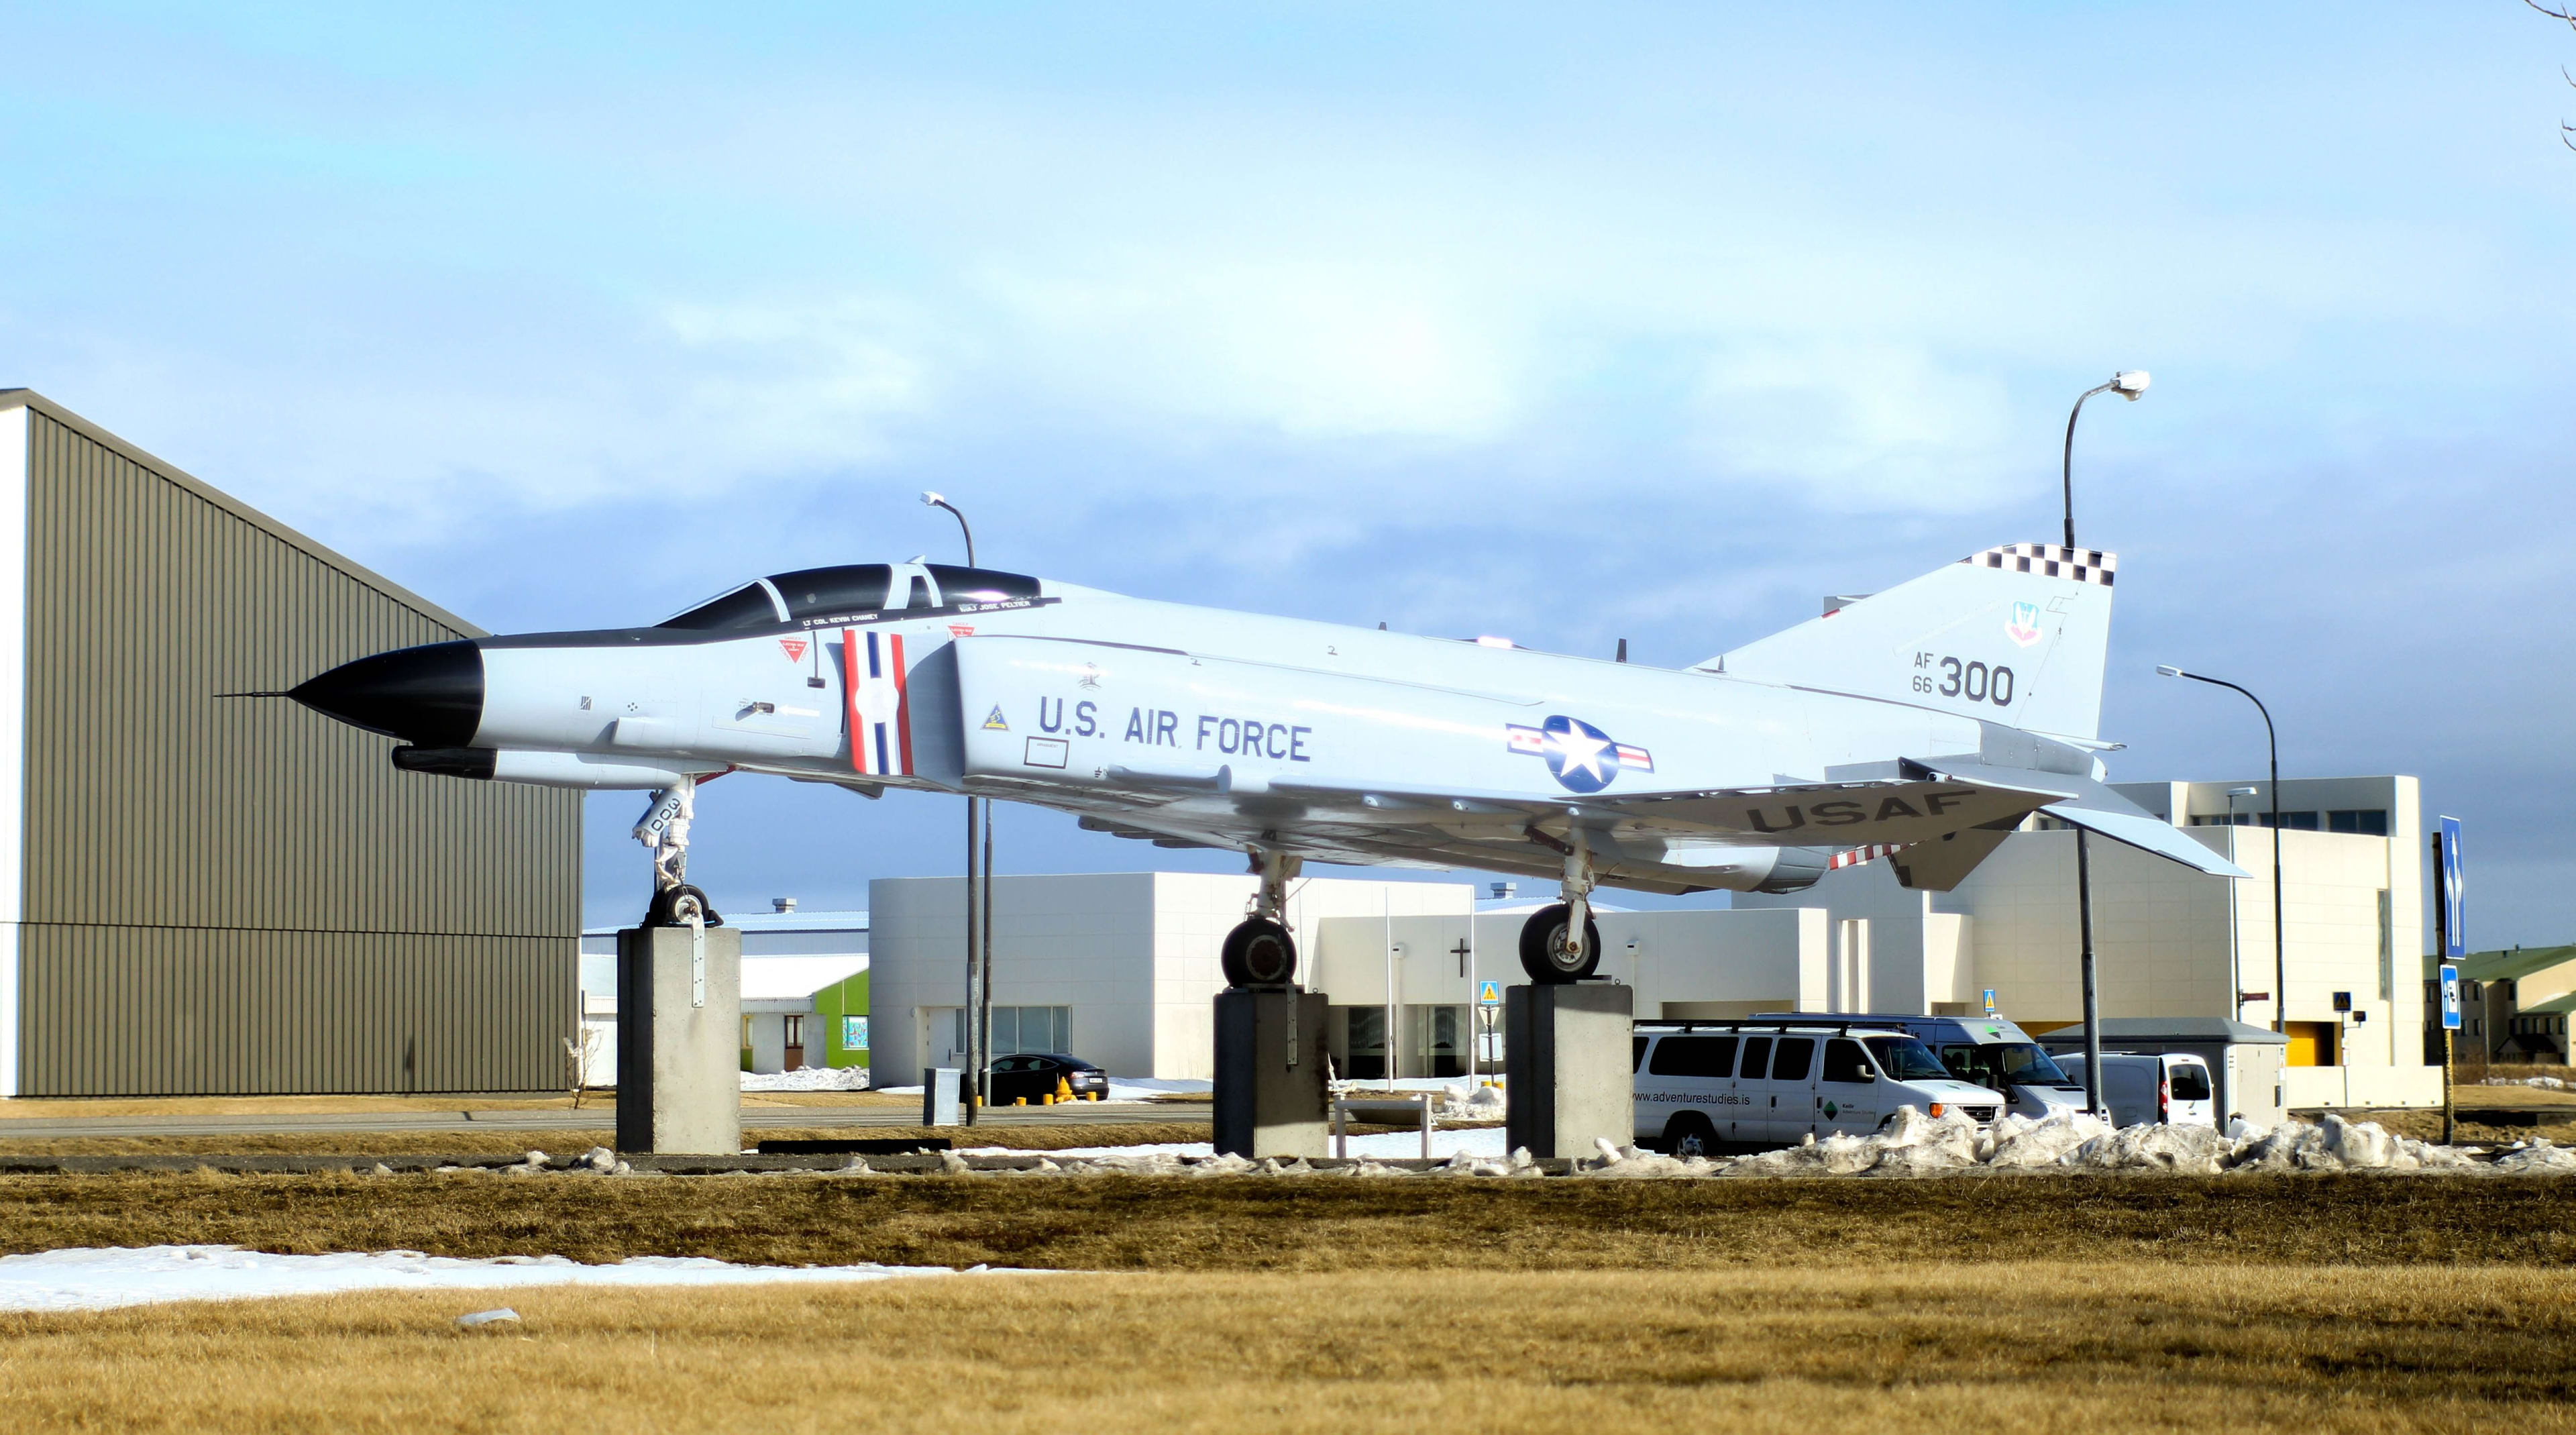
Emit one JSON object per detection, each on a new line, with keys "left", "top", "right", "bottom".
{"left": 1750, "top": 1012, "right": 2089, "bottom": 1120}
{"left": 2053, "top": 1052, "right": 2218, "bottom": 1128}
{"left": 1633, "top": 1021, "right": 2011, "bottom": 1155}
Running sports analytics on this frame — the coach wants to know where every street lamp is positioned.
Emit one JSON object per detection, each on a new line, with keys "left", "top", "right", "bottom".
{"left": 2224, "top": 786, "right": 2258, "bottom": 1022}
{"left": 2161, "top": 667, "right": 2284, "bottom": 1036}
{"left": 922, "top": 492, "right": 988, "bottom": 1122}
{"left": 2062, "top": 370, "right": 2147, "bottom": 1119}
{"left": 2062, "top": 371, "right": 2148, "bottom": 547}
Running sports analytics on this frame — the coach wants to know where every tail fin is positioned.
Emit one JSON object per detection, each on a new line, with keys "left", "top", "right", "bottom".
{"left": 1707, "top": 543, "right": 2115, "bottom": 742}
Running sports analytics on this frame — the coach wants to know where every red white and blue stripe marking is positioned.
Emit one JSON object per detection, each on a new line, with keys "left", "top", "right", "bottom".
{"left": 843, "top": 629, "right": 914, "bottom": 777}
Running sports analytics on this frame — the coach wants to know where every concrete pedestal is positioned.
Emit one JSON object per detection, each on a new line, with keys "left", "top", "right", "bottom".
{"left": 1212, "top": 988, "right": 1330, "bottom": 1159}
{"left": 1505, "top": 982, "right": 1634, "bottom": 1159}
{"left": 615, "top": 923, "right": 743, "bottom": 1155}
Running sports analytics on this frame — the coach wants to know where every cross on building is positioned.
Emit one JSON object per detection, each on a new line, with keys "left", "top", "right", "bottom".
{"left": 1452, "top": 939, "right": 1472, "bottom": 977}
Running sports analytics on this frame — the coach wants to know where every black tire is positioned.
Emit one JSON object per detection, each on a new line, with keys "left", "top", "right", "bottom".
{"left": 646, "top": 884, "right": 724, "bottom": 928}
{"left": 1220, "top": 917, "right": 1297, "bottom": 987}
{"left": 1663, "top": 1111, "right": 1717, "bottom": 1159}
{"left": 1518, "top": 903, "right": 1601, "bottom": 983}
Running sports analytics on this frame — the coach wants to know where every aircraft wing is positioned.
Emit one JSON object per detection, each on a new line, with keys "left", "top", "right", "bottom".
{"left": 1905, "top": 757, "right": 2251, "bottom": 880}
{"left": 1264, "top": 772, "right": 2059, "bottom": 847}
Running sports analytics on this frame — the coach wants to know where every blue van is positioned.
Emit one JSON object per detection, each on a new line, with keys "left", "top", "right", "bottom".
{"left": 1750, "top": 1013, "right": 2089, "bottom": 1120}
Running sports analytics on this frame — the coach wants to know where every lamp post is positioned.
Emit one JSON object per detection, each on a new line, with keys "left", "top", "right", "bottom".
{"left": 2159, "top": 667, "right": 2284, "bottom": 1036}
{"left": 922, "top": 492, "right": 988, "bottom": 1123}
{"left": 2225, "top": 785, "right": 2258, "bottom": 1023}
{"left": 2062, "top": 370, "right": 2147, "bottom": 1119}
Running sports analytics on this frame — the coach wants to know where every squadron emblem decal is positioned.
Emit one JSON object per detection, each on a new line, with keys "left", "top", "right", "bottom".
{"left": 2004, "top": 600, "right": 2043, "bottom": 648}
{"left": 1505, "top": 715, "right": 1653, "bottom": 794}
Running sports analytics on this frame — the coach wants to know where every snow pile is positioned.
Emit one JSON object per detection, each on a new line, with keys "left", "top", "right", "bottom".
{"left": 2224, "top": 1114, "right": 2477, "bottom": 1171}
{"left": 741, "top": 1067, "right": 870, "bottom": 1092}
{"left": 1441, "top": 1085, "right": 1508, "bottom": 1121}
{"left": 1721, "top": 1107, "right": 1989, "bottom": 1178}
{"left": 2493, "top": 1139, "right": 2576, "bottom": 1174}
{"left": 497, "top": 1148, "right": 629, "bottom": 1177}
{"left": 2484, "top": 1075, "right": 2570, "bottom": 1089}
{"left": 2061, "top": 1122, "right": 2236, "bottom": 1174}
{"left": 1987, "top": 1112, "right": 2116, "bottom": 1168}
{"left": 1582, "top": 1138, "right": 1721, "bottom": 1179}
{"left": 0, "top": 1245, "right": 991, "bottom": 1312}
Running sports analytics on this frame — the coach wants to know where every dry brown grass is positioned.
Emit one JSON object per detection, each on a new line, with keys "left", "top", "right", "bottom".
{"left": 5, "top": 1170, "right": 2575, "bottom": 1270}
{"left": 3, "top": 1264, "right": 2573, "bottom": 1433}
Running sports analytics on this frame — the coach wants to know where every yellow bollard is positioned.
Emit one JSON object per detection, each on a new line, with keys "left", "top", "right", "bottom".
{"left": 1012, "top": 1096, "right": 1026, "bottom": 1106}
{"left": 1055, "top": 1075, "right": 1073, "bottom": 1102}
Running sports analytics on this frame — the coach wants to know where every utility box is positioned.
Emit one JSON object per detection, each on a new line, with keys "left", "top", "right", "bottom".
{"left": 615, "top": 924, "right": 743, "bottom": 1155}
{"left": 1213, "top": 988, "right": 1330, "bottom": 1159}
{"left": 1505, "top": 982, "right": 1634, "bottom": 1159}
{"left": 922, "top": 1067, "right": 963, "bottom": 1127}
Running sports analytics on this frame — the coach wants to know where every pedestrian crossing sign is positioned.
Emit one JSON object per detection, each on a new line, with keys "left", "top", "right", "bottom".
{"left": 1478, "top": 980, "right": 1502, "bottom": 1005}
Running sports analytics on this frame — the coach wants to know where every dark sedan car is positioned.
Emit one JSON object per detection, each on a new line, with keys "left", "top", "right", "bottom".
{"left": 987, "top": 1053, "right": 1110, "bottom": 1104}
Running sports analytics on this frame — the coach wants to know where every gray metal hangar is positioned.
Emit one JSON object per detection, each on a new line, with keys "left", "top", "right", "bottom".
{"left": 0, "top": 390, "right": 580, "bottom": 1096}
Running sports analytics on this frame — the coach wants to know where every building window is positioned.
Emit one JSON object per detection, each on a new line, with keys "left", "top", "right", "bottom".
{"left": 2377, "top": 890, "right": 2394, "bottom": 1002}
{"left": 955, "top": 1006, "right": 1071, "bottom": 1057}
{"left": 2329, "top": 809, "right": 2390, "bottom": 836}
{"left": 1346, "top": 1007, "right": 1388, "bottom": 1080}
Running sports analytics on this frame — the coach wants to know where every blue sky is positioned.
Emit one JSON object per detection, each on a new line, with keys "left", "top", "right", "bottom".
{"left": 3, "top": 4, "right": 2571, "bottom": 945}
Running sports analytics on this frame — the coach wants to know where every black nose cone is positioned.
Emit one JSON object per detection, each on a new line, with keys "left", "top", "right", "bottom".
{"left": 290, "top": 639, "right": 485, "bottom": 747}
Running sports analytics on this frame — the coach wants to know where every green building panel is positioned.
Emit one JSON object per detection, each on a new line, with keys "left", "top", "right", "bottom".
{"left": 814, "top": 971, "right": 871, "bottom": 1068}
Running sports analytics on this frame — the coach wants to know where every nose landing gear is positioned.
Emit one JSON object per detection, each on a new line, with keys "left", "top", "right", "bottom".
{"left": 1221, "top": 847, "right": 1302, "bottom": 987}
{"left": 635, "top": 777, "right": 724, "bottom": 929}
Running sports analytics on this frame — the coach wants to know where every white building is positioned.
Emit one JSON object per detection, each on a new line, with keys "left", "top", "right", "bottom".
{"left": 865, "top": 873, "right": 1463, "bottom": 1082}
{"left": 851, "top": 774, "right": 2440, "bottom": 1110}
{"left": 579, "top": 900, "right": 869, "bottom": 1077}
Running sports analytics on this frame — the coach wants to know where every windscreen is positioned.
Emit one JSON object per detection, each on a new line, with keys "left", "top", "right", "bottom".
{"left": 1863, "top": 1036, "right": 1953, "bottom": 1083}
{"left": 769, "top": 565, "right": 891, "bottom": 620}
{"left": 926, "top": 564, "right": 1041, "bottom": 603}
{"left": 1939, "top": 1041, "right": 2076, "bottom": 1091}
{"left": 657, "top": 583, "right": 782, "bottom": 630}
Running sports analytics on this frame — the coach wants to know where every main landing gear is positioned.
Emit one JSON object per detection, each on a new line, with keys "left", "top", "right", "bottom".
{"left": 1221, "top": 848, "right": 1303, "bottom": 987}
{"left": 1518, "top": 826, "right": 1602, "bottom": 984}
{"left": 635, "top": 776, "right": 724, "bottom": 929}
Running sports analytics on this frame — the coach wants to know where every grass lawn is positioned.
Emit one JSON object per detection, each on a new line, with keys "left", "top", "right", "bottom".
{"left": 4, "top": 1264, "right": 2573, "bottom": 1432}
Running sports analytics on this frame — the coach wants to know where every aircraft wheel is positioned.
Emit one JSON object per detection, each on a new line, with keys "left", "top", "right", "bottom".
{"left": 1664, "top": 1111, "right": 1717, "bottom": 1159}
{"left": 1220, "top": 917, "right": 1297, "bottom": 987}
{"left": 647, "top": 884, "right": 724, "bottom": 928}
{"left": 1518, "top": 904, "right": 1601, "bottom": 983}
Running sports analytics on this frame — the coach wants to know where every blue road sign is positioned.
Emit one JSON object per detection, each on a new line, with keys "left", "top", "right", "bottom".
{"left": 2438, "top": 816, "right": 2467, "bottom": 961}
{"left": 2439, "top": 963, "right": 2463, "bottom": 1032}
{"left": 1982, "top": 988, "right": 1996, "bottom": 1016}
{"left": 1478, "top": 979, "right": 1503, "bottom": 1005}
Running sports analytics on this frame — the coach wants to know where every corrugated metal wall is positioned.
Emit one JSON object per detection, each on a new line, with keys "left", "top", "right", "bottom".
{"left": 17, "top": 409, "right": 582, "bottom": 1094}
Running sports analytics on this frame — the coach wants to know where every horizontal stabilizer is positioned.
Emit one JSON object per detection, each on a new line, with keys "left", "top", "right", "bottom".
{"left": 1911, "top": 757, "right": 2250, "bottom": 880}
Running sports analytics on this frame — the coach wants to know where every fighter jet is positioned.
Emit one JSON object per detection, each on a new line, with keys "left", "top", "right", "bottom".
{"left": 289, "top": 542, "right": 2245, "bottom": 986}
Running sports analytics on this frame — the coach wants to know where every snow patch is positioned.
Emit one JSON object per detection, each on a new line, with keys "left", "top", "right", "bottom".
{"left": 2483, "top": 1075, "right": 2569, "bottom": 1090}
{"left": 741, "top": 1067, "right": 871, "bottom": 1092}
{"left": 0, "top": 1246, "right": 994, "bottom": 1312}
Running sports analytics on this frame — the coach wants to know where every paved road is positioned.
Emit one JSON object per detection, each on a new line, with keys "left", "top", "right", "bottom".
{"left": 0, "top": 1102, "right": 1207, "bottom": 1140}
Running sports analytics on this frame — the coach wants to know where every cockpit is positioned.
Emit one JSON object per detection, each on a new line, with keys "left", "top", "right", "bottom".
{"left": 657, "top": 564, "right": 1044, "bottom": 631}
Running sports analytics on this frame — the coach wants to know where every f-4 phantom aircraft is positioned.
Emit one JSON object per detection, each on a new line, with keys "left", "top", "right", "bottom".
{"left": 290, "top": 542, "right": 2245, "bottom": 986}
